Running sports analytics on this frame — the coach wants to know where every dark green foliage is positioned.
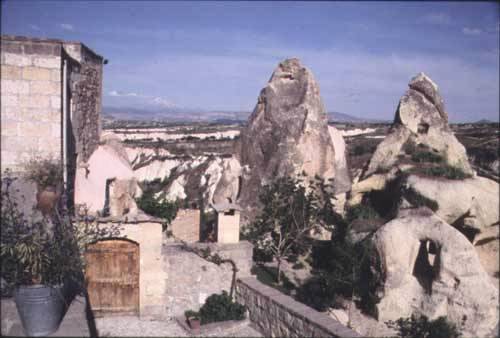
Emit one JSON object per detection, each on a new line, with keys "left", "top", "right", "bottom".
{"left": 184, "top": 310, "right": 200, "bottom": 320}
{"left": 1, "top": 170, "right": 120, "bottom": 293}
{"left": 352, "top": 144, "right": 376, "bottom": 156}
{"left": 403, "top": 187, "right": 439, "bottom": 211}
{"left": 295, "top": 273, "right": 338, "bottom": 311}
{"left": 135, "top": 191, "right": 180, "bottom": 231}
{"left": 198, "top": 291, "right": 246, "bottom": 324}
{"left": 411, "top": 151, "right": 443, "bottom": 163}
{"left": 252, "top": 247, "right": 274, "bottom": 263}
{"left": 250, "top": 265, "right": 295, "bottom": 295}
{"left": 386, "top": 314, "right": 461, "bottom": 338}
{"left": 345, "top": 204, "right": 380, "bottom": 223}
{"left": 22, "top": 156, "right": 62, "bottom": 188}
{"left": 298, "top": 238, "right": 384, "bottom": 317}
{"left": 423, "top": 166, "right": 471, "bottom": 180}
{"left": 403, "top": 139, "right": 417, "bottom": 155}
{"left": 245, "top": 175, "right": 340, "bottom": 283}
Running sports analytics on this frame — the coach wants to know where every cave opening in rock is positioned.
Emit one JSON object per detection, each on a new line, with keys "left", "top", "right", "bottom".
{"left": 417, "top": 122, "right": 430, "bottom": 134}
{"left": 412, "top": 239, "right": 440, "bottom": 294}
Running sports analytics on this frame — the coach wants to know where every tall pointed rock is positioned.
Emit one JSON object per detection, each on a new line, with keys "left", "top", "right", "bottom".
{"left": 363, "top": 72, "right": 473, "bottom": 178}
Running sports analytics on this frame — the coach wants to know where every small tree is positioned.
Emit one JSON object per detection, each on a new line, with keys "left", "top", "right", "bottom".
{"left": 245, "top": 175, "right": 336, "bottom": 284}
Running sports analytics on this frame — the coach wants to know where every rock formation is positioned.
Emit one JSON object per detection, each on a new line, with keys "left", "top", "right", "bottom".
{"left": 363, "top": 72, "right": 473, "bottom": 178}
{"left": 216, "top": 58, "right": 350, "bottom": 217}
{"left": 405, "top": 174, "right": 499, "bottom": 231}
{"left": 373, "top": 208, "right": 498, "bottom": 337}
{"left": 74, "top": 132, "right": 142, "bottom": 216}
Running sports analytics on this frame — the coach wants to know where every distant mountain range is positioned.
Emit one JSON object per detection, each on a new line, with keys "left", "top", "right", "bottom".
{"left": 102, "top": 106, "right": 387, "bottom": 124}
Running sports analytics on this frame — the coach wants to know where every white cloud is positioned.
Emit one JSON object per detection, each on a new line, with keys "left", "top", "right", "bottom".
{"left": 108, "top": 90, "right": 138, "bottom": 97}
{"left": 420, "top": 13, "right": 452, "bottom": 25}
{"left": 60, "top": 23, "right": 74, "bottom": 31}
{"left": 462, "top": 27, "right": 482, "bottom": 36}
{"left": 152, "top": 97, "right": 175, "bottom": 108}
{"left": 107, "top": 90, "right": 175, "bottom": 107}
{"left": 29, "top": 24, "right": 40, "bottom": 31}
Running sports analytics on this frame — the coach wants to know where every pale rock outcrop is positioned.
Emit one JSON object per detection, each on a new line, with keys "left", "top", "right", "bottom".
{"left": 405, "top": 175, "right": 499, "bottom": 230}
{"left": 364, "top": 73, "right": 473, "bottom": 178}
{"left": 374, "top": 208, "right": 498, "bottom": 337}
{"left": 165, "top": 174, "right": 187, "bottom": 201}
{"left": 235, "top": 58, "right": 350, "bottom": 212}
{"left": 74, "top": 132, "right": 141, "bottom": 215}
{"left": 108, "top": 178, "right": 142, "bottom": 217}
{"left": 133, "top": 158, "right": 182, "bottom": 182}
{"left": 329, "top": 126, "right": 351, "bottom": 193}
{"left": 212, "top": 157, "right": 242, "bottom": 204}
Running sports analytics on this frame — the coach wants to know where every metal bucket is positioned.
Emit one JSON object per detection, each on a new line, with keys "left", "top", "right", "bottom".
{"left": 14, "top": 284, "right": 65, "bottom": 337}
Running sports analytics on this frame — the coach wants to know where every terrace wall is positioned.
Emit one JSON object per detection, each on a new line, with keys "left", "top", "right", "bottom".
{"left": 235, "top": 277, "right": 362, "bottom": 338}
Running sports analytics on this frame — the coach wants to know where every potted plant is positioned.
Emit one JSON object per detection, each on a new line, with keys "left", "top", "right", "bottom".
{"left": 1, "top": 169, "right": 120, "bottom": 336}
{"left": 185, "top": 310, "right": 201, "bottom": 331}
{"left": 22, "top": 156, "right": 62, "bottom": 216}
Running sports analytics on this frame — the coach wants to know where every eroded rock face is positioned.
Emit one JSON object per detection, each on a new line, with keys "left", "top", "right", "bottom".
{"left": 374, "top": 208, "right": 498, "bottom": 337}
{"left": 212, "top": 157, "right": 242, "bottom": 205}
{"left": 405, "top": 175, "right": 499, "bottom": 231}
{"left": 235, "top": 58, "right": 350, "bottom": 213}
{"left": 74, "top": 132, "right": 141, "bottom": 216}
{"left": 364, "top": 73, "right": 473, "bottom": 178}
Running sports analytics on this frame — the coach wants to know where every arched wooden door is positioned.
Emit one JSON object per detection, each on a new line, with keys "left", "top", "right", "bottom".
{"left": 85, "top": 239, "right": 139, "bottom": 316}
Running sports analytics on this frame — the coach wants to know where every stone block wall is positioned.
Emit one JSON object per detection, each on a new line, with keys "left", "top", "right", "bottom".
{"left": 1, "top": 37, "right": 62, "bottom": 170}
{"left": 170, "top": 209, "right": 200, "bottom": 242}
{"left": 163, "top": 241, "right": 253, "bottom": 318}
{"left": 235, "top": 277, "right": 361, "bottom": 338}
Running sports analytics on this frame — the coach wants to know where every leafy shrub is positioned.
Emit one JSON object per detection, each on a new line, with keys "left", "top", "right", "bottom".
{"left": 411, "top": 151, "right": 443, "bottom": 163}
{"left": 423, "top": 166, "right": 471, "bottom": 180}
{"left": 296, "top": 273, "right": 338, "bottom": 311}
{"left": 199, "top": 291, "right": 245, "bottom": 324}
{"left": 299, "top": 238, "right": 384, "bottom": 317}
{"left": 22, "top": 156, "right": 62, "bottom": 188}
{"left": 403, "top": 187, "right": 439, "bottom": 211}
{"left": 386, "top": 314, "right": 461, "bottom": 338}
{"left": 135, "top": 191, "right": 179, "bottom": 231}
{"left": 345, "top": 204, "right": 380, "bottom": 223}
{"left": 403, "top": 140, "right": 417, "bottom": 155}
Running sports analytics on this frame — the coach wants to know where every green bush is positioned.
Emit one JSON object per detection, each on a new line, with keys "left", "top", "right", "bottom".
{"left": 345, "top": 204, "right": 380, "bottom": 223}
{"left": 423, "top": 166, "right": 471, "bottom": 180}
{"left": 298, "top": 238, "right": 384, "bottom": 317}
{"left": 135, "top": 191, "right": 179, "bottom": 231}
{"left": 199, "top": 291, "right": 246, "bottom": 324}
{"left": 403, "top": 187, "right": 439, "bottom": 211}
{"left": 22, "top": 156, "right": 62, "bottom": 188}
{"left": 386, "top": 314, "right": 461, "bottom": 338}
{"left": 411, "top": 151, "right": 443, "bottom": 163}
{"left": 296, "top": 273, "right": 338, "bottom": 311}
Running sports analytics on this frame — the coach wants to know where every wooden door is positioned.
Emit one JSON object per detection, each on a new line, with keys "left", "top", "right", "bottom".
{"left": 85, "top": 239, "right": 139, "bottom": 316}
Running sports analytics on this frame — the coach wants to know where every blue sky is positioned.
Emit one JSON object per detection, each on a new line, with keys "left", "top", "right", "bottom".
{"left": 2, "top": 1, "right": 499, "bottom": 122}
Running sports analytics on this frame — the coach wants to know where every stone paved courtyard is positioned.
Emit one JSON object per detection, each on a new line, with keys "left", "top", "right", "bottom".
{"left": 1, "top": 296, "right": 262, "bottom": 337}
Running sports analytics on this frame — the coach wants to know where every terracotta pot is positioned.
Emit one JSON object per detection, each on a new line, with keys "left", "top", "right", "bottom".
{"left": 188, "top": 317, "right": 201, "bottom": 331}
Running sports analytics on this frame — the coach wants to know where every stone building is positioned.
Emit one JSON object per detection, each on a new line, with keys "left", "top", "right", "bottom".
{"left": 212, "top": 202, "right": 241, "bottom": 244}
{"left": 1, "top": 35, "right": 105, "bottom": 203}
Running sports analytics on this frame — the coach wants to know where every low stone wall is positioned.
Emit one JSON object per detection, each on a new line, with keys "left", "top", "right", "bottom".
{"left": 163, "top": 241, "right": 253, "bottom": 318}
{"left": 235, "top": 277, "right": 361, "bottom": 338}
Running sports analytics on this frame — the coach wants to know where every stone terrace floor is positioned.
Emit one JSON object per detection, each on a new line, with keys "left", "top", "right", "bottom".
{"left": 1, "top": 296, "right": 262, "bottom": 337}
